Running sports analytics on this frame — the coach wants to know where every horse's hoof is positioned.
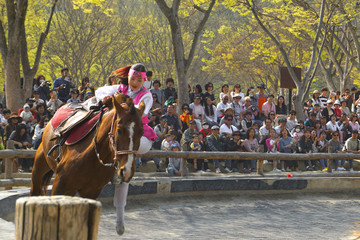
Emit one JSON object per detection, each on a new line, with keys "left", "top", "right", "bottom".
{"left": 116, "top": 224, "right": 125, "bottom": 235}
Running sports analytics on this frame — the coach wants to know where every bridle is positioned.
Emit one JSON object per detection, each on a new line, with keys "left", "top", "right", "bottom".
{"left": 94, "top": 104, "right": 137, "bottom": 170}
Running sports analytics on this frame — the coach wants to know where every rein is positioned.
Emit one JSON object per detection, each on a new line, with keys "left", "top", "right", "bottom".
{"left": 94, "top": 103, "right": 137, "bottom": 169}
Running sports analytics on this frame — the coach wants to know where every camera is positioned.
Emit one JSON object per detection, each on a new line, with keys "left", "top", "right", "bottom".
{"left": 45, "top": 80, "right": 51, "bottom": 86}
{"left": 251, "top": 106, "right": 256, "bottom": 112}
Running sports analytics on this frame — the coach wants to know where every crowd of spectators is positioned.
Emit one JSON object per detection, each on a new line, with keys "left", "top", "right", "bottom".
{"left": 1, "top": 67, "right": 360, "bottom": 174}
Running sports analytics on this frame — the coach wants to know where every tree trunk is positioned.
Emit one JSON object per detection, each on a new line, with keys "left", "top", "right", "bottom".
{"left": 5, "top": 45, "right": 22, "bottom": 112}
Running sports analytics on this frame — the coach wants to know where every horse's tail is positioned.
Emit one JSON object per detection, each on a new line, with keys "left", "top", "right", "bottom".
{"left": 41, "top": 170, "right": 54, "bottom": 195}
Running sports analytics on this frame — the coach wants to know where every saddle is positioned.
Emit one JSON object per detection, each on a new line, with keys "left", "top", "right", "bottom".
{"left": 51, "top": 97, "right": 103, "bottom": 145}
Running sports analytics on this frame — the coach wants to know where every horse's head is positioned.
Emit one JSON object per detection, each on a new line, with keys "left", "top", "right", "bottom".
{"left": 111, "top": 93, "right": 144, "bottom": 183}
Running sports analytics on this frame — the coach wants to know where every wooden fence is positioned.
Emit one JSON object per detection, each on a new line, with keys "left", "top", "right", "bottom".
{"left": 2, "top": 149, "right": 360, "bottom": 188}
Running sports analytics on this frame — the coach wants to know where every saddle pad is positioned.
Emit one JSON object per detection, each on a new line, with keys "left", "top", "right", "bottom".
{"left": 51, "top": 104, "right": 76, "bottom": 129}
{"left": 65, "top": 112, "right": 100, "bottom": 145}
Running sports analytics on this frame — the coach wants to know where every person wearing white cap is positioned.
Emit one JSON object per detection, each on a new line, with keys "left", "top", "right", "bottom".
{"left": 230, "top": 93, "right": 244, "bottom": 121}
{"left": 321, "top": 99, "right": 334, "bottom": 122}
{"left": 333, "top": 100, "right": 341, "bottom": 120}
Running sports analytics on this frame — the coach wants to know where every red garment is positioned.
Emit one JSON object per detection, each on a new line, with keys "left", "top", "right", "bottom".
{"left": 18, "top": 108, "right": 37, "bottom": 119}
{"left": 199, "top": 128, "right": 212, "bottom": 138}
{"left": 334, "top": 108, "right": 341, "bottom": 118}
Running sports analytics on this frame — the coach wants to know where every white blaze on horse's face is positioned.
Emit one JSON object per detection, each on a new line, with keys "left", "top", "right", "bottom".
{"left": 123, "top": 122, "right": 135, "bottom": 181}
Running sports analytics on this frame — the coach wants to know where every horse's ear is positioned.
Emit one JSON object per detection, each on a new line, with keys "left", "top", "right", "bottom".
{"left": 113, "top": 94, "right": 126, "bottom": 115}
{"left": 137, "top": 100, "right": 145, "bottom": 116}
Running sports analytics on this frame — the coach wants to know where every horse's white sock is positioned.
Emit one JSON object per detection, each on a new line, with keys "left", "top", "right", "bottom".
{"left": 114, "top": 182, "right": 129, "bottom": 225}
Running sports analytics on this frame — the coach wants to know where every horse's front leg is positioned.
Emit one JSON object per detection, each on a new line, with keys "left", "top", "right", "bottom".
{"left": 113, "top": 182, "right": 129, "bottom": 235}
{"left": 51, "top": 173, "right": 77, "bottom": 196}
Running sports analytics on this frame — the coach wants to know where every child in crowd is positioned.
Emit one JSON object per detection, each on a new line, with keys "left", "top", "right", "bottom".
{"left": 199, "top": 121, "right": 212, "bottom": 138}
{"left": 67, "top": 89, "right": 81, "bottom": 103}
{"left": 167, "top": 143, "right": 188, "bottom": 177}
{"left": 164, "top": 78, "right": 177, "bottom": 102}
{"left": 190, "top": 133, "right": 205, "bottom": 173}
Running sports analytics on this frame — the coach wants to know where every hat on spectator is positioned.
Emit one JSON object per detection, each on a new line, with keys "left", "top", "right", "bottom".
{"left": 334, "top": 100, "right": 340, "bottom": 105}
{"left": 327, "top": 99, "right": 334, "bottom": 104}
{"left": 170, "top": 143, "right": 181, "bottom": 150}
{"left": 160, "top": 115, "right": 167, "bottom": 120}
{"left": 313, "top": 90, "right": 320, "bottom": 94}
{"left": 278, "top": 118, "right": 287, "bottom": 123}
{"left": 211, "top": 125, "right": 220, "bottom": 130}
{"left": 351, "top": 86, "right": 358, "bottom": 91}
{"left": 202, "top": 121, "right": 209, "bottom": 125}
{"left": 189, "top": 120, "right": 196, "bottom": 124}
{"left": 24, "top": 103, "right": 30, "bottom": 109}
{"left": 232, "top": 131, "right": 241, "bottom": 136}
{"left": 26, "top": 97, "right": 35, "bottom": 102}
{"left": 8, "top": 113, "right": 22, "bottom": 121}
{"left": 257, "top": 83, "right": 266, "bottom": 89}
{"left": 244, "top": 96, "right": 251, "bottom": 102}
{"left": 340, "top": 98, "right": 346, "bottom": 103}
{"left": 233, "top": 93, "right": 242, "bottom": 99}
{"left": 224, "top": 107, "right": 234, "bottom": 112}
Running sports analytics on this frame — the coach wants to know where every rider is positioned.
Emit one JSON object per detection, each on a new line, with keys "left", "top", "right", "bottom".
{"left": 95, "top": 63, "right": 157, "bottom": 235}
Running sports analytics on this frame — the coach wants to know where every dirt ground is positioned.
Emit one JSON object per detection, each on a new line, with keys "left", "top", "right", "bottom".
{"left": 2, "top": 193, "right": 360, "bottom": 239}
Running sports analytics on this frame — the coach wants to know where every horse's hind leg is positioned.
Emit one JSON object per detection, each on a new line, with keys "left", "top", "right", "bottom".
{"left": 30, "top": 143, "right": 52, "bottom": 196}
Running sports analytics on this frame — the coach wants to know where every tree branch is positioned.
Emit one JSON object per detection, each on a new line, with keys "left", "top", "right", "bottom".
{"left": 0, "top": 19, "right": 8, "bottom": 65}
{"left": 31, "top": 0, "right": 58, "bottom": 75}
{"left": 184, "top": 0, "right": 216, "bottom": 73}
{"left": 154, "top": 0, "right": 171, "bottom": 18}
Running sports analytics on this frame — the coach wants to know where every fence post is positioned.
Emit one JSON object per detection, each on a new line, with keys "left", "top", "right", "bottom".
{"left": 15, "top": 196, "right": 101, "bottom": 240}
{"left": 257, "top": 145, "right": 264, "bottom": 176}
{"left": 4, "top": 140, "right": 15, "bottom": 190}
{"left": 327, "top": 146, "right": 333, "bottom": 173}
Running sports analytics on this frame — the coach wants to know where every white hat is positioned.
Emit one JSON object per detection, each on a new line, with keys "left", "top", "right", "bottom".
{"left": 327, "top": 99, "right": 334, "bottom": 104}
{"left": 233, "top": 93, "right": 242, "bottom": 98}
{"left": 24, "top": 103, "right": 30, "bottom": 109}
{"left": 334, "top": 100, "right": 340, "bottom": 105}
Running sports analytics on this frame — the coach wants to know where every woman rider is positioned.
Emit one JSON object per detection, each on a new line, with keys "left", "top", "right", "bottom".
{"left": 95, "top": 63, "right": 157, "bottom": 235}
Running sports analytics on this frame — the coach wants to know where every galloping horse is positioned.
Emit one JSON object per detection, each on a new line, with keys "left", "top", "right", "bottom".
{"left": 30, "top": 93, "right": 144, "bottom": 199}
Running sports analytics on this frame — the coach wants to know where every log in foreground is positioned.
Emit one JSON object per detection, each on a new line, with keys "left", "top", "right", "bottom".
{"left": 15, "top": 196, "right": 101, "bottom": 240}
{"left": 138, "top": 150, "right": 360, "bottom": 161}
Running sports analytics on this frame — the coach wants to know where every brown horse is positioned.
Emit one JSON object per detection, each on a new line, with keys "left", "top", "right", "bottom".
{"left": 30, "top": 93, "right": 144, "bottom": 199}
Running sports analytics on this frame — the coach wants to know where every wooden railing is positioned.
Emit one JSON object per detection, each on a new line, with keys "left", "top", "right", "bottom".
{"left": 1, "top": 149, "right": 360, "bottom": 188}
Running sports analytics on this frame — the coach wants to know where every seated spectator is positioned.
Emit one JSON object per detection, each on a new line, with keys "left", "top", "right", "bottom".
{"left": 47, "top": 89, "right": 63, "bottom": 117}
{"left": 276, "top": 95, "right": 287, "bottom": 124}
{"left": 164, "top": 104, "right": 182, "bottom": 141}
{"left": 9, "top": 123, "right": 32, "bottom": 172}
{"left": 242, "top": 96, "right": 258, "bottom": 121}
{"left": 304, "top": 112, "right": 317, "bottom": 130}
{"left": 164, "top": 78, "right": 177, "bottom": 102}
{"left": 342, "top": 130, "right": 360, "bottom": 171}
{"left": 4, "top": 113, "right": 21, "bottom": 144}
{"left": 220, "top": 114, "right": 238, "bottom": 138}
{"left": 295, "top": 129, "right": 315, "bottom": 171}
{"left": 34, "top": 75, "right": 50, "bottom": 101}
{"left": 279, "top": 128, "right": 297, "bottom": 172}
{"left": 153, "top": 115, "right": 170, "bottom": 150}
{"left": 230, "top": 84, "right": 244, "bottom": 105}
{"left": 348, "top": 113, "right": 359, "bottom": 132}
{"left": 311, "top": 103, "right": 321, "bottom": 120}
{"left": 261, "top": 94, "right": 276, "bottom": 119}
{"left": 319, "top": 88, "right": 329, "bottom": 108}
{"left": 315, "top": 131, "right": 329, "bottom": 171}
{"left": 148, "top": 113, "right": 158, "bottom": 129}
{"left": 333, "top": 100, "right": 341, "bottom": 119}
{"left": 259, "top": 118, "right": 273, "bottom": 147}
{"left": 314, "top": 120, "right": 322, "bottom": 137}
{"left": 312, "top": 90, "right": 322, "bottom": 107}
{"left": 78, "top": 76, "right": 95, "bottom": 101}
{"left": 35, "top": 103, "right": 49, "bottom": 123}
{"left": 67, "top": 89, "right": 81, "bottom": 104}
{"left": 216, "top": 95, "right": 230, "bottom": 118}
{"left": 291, "top": 124, "right": 304, "bottom": 139}
{"left": 326, "top": 114, "right": 342, "bottom": 142}
{"left": 241, "top": 111, "right": 253, "bottom": 136}
{"left": 181, "top": 120, "right": 197, "bottom": 151}
{"left": 286, "top": 110, "right": 297, "bottom": 132}
{"left": 144, "top": 71, "right": 153, "bottom": 90}
{"left": 224, "top": 131, "right": 243, "bottom": 172}
{"left": 328, "top": 131, "right": 343, "bottom": 171}
{"left": 219, "top": 107, "right": 240, "bottom": 128}
{"left": 321, "top": 99, "right": 334, "bottom": 122}
{"left": 190, "top": 96, "right": 205, "bottom": 130}
{"left": 205, "top": 125, "right": 224, "bottom": 173}
{"left": 20, "top": 104, "right": 36, "bottom": 132}
{"left": 18, "top": 98, "right": 37, "bottom": 118}
{"left": 266, "top": 128, "right": 283, "bottom": 172}
{"left": 190, "top": 133, "right": 208, "bottom": 173}
{"left": 32, "top": 116, "right": 49, "bottom": 149}
{"left": 167, "top": 143, "right": 187, "bottom": 177}
{"left": 219, "top": 84, "right": 231, "bottom": 102}
{"left": 251, "top": 121, "right": 260, "bottom": 141}
{"left": 243, "top": 128, "right": 258, "bottom": 172}
{"left": 204, "top": 97, "right": 217, "bottom": 126}
{"left": 150, "top": 93, "right": 162, "bottom": 117}
{"left": 268, "top": 111, "right": 276, "bottom": 126}
{"left": 190, "top": 84, "right": 204, "bottom": 104}
{"left": 0, "top": 108, "right": 11, "bottom": 130}
{"left": 199, "top": 121, "right": 212, "bottom": 138}
{"left": 255, "top": 83, "right": 267, "bottom": 121}
{"left": 203, "top": 82, "right": 216, "bottom": 105}
{"left": 31, "top": 90, "right": 45, "bottom": 111}
{"left": 151, "top": 80, "right": 165, "bottom": 106}
{"left": 340, "top": 99, "right": 351, "bottom": 117}
{"left": 230, "top": 93, "right": 244, "bottom": 122}
{"left": 275, "top": 118, "right": 287, "bottom": 137}
{"left": 180, "top": 103, "right": 194, "bottom": 132}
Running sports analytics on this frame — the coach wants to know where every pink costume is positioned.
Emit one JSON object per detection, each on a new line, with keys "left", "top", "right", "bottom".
{"left": 118, "top": 85, "right": 157, "bottom": 142}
